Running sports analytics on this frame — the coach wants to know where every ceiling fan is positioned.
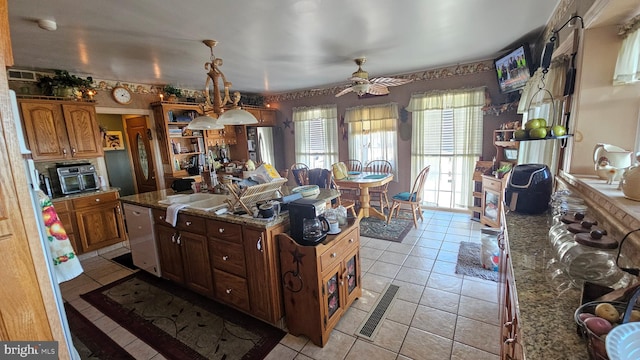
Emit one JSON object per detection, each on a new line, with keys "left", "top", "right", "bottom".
{"left": 335, "top": 57, "right": 413, "bottom": 97}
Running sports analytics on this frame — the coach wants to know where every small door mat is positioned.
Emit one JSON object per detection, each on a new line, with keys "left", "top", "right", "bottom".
{"left": 111, "top": 252, "right": 136, "bottom": 270}
{"left": 356, "top": 284, "right": 400, "bottom": 340}
{"left": 360, "top": 216, "right": 413, "bottom": 242}
{"left": 455, "top": 241, "right": 498, "bottom": 282}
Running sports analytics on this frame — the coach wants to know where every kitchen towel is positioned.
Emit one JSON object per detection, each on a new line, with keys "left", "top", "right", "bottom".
{"left": 37, "top": 190, "right": 83, "bottom": 283}
{"left": 166, "top": 203, "right": 188, "bottom": 227}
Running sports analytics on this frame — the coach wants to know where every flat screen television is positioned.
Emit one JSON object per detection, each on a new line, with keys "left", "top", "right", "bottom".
{"left": 493, "top": 43, "right": 534, "bottom": 94}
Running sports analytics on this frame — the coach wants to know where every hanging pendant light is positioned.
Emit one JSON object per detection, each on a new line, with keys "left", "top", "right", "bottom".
{"left": 186, "top": 114, "right": 224, "bottom": 130}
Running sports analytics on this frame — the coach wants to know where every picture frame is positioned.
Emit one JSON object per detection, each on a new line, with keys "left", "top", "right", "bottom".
{"left": 103, "top": 131, "right": 125, "bottom": 150}
{"left": 504, "top": 148, "right": 518, "bottom": 160}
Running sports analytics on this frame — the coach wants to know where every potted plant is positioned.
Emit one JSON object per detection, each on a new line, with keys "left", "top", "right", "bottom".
{"left": 163, "top": 85, "right": 183, "bottom": 101}
{"left": 37, "top": 70, "right": 94, "bottom": 98}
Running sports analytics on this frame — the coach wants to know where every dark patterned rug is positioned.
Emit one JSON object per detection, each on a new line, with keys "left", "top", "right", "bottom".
{"left": 65, "top": 303, "right": 135, "bottom": 359}
{"left": 360, "top": 213, "right": 414, "bottom": 242}
{"left": 455, "top": 241, "right": 498, "bottom": 282}
{"left": 80, "top": 271, "right": 285, "bottom": 360}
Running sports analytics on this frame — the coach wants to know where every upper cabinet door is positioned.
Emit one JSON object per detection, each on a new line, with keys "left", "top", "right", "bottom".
{"left": 62, "top": 104, "right": 103, "bottom": 158}
{"left": 20, "top": 102, "right": 71, "bottom": 160}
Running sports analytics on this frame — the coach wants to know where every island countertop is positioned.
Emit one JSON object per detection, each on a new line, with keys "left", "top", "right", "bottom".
{"left": 119, "top": 187, "right": 340, "bottom": 228}
{"left": 506, "top": 211, "right": 589, "bottom": 359}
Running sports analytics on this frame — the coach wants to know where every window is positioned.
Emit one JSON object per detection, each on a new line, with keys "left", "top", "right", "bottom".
{"left": 293, "top": 105, "right": 339, "bottom": 168}
{"left": 345, "top": 103, "right": 399, "bottom": 178}
{"left": 407, "top": 87, "right": 485, "bottom": 209}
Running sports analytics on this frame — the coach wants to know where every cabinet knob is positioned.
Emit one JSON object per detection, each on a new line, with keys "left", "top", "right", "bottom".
{"left": 218, "top": 228, "right": 225, "bottom": 233}
{"left": 349, "top": 238, "right": 354, "bottom": 243}
{"left": 171, "top": 233, "right": 175, "bottom": 243}
{"left": 71, "top": 147, "right": 77, "bottom": 156}
{"left": 256, "top": 237, "right": 263, "bottom": 252}
{"left": 176, "top": 234, "right": 182, "bottom": 245}
{"left": 95, "top": 198, "right": 101, "bottom": 202}
{"left": 222, "top": 255, "right": 229, "bottom": 261}
{"left": 62, "top": 148, "right": 68, "bottom": 157}
{"left": 330, "top": 252, "right": 337, "bottom": 258}
{"left": 185, "top": 221, "right": 192, "bottom": 226}
{"left": 159, "top": 215, "right": 164, "bottom": 220}
{"left": 226, "top": 289, "right": 232, "bottom": 294}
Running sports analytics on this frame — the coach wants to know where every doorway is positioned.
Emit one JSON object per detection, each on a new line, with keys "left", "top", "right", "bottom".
{"left": 125, "top": 116, "right": 158, "bottom": 193}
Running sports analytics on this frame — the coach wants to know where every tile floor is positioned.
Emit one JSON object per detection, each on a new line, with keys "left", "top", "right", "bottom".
{"left": 61, "top": 209, "right": 500, "bottom": 360}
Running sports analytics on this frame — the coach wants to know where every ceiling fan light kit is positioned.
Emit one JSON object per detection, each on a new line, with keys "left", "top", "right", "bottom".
{"left": 335, "top": 57, "right": 412, "bottom": 97}
{"left": 187, "top": 39, "right": 258, "bottom": 130}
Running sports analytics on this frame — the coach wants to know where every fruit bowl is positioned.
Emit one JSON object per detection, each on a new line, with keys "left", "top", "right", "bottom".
{"left": 291, "top": 185, "right": 320, "bottom": 198}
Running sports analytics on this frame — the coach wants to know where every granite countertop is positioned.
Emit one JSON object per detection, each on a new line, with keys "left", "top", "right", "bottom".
{"left": 50, "top": 187, "right": 120, "bottom": 202}
{"left": 119, "top": 187, "right": 341, "bottom": 228}
{"left": 506, "top": 211, "right": 589, "bottom": 359}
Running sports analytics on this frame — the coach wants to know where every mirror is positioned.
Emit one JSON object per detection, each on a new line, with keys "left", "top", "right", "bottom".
{"left": 137, "top": 133, "right": 149, "bottom": 180}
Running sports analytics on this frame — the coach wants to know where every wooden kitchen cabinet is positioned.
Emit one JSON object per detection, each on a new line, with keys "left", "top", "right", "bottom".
{"left": 205, "top": 125, "right": 237, "bottom": 146}
{"left": 481, "top": 174, "right": 506, "bottom": 228}
{"left": 52, "top": 199, "right": 79, "bottom": 254}
{"left": 153, "top": 209, "right": 214, "bottom": 298}
{"left": 498, "top": 213, "right": 523, "bottom": 360}
{"left": 278, "top": 220, "right": 362, "bottom": 347}
{"left": 73, "top": 191, "right": 126, "bottom": 253}
{"left": 246, "top": 107, "right": 276, "bottom": 126}
{"left": 19, "top": 99, "right": 103, "bottom": 161}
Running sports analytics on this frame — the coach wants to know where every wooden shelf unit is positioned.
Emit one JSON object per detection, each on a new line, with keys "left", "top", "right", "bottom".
{"left": 472, "top": 161, "right": 493, "bottom": 222}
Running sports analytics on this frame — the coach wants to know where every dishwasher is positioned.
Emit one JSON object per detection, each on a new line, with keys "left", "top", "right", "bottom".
{"left": 123, "top": 203, "right": 161, "bottom": 277}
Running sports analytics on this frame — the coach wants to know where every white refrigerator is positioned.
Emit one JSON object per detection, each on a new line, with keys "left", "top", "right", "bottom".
{"left": 10, "top": 90, "right": 79, "bottom": 359}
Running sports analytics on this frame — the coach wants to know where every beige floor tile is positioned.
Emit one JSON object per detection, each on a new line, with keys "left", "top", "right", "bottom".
{"left": 457, "top": 295, "right": 500, "bottom": 325}
{"left": 435, "top": 249, "right": 459, "bottom": 263}
{"left": 449, "top": 220, "right": 474, "bottom": 229}
{"left": 461, "top": 278, "right": 499, "bottom": 303}
{"left": 294, "top": 354, "right": 314, "bottom": 360}
{"left": 431, "top": 260, "right": 458, "bottom": 276}
{"left": 415, "top": 238, "right": 442, "bottom": 249}
{"left": 427, "top": 273, "right": 463, "bottom": 294}
{"left": 385, "top": 242, "right": 414, "bottom": 255}
{"left": 79, "top": 305, "right": 107, "bottom": 322}
{"left": 362, "top": 273, "right": 392, "bottom": 294}
{"left": 335, "top": 306, "right": 368, "bottom": 335}
{"left": 430, "top": 219, "right": 451, "bottom": 227}
{"left": 60, "top": 273, "right": 100, "bottom": 293}
{"left": 368, "top": 261, "right": 401, "bottom": 278}
{"left": 265, "top": 344, "right": 298, "bottom": 360}
{"left": 410, "top": 304, "right": 457, "bottom": 339}
{"left": 123, "top": 338, "right": 159, "bottom": 360}
{"left": 84, "top": 262, "right": 128, "bottom": 280}
{"left": 409, "top": 245, "right": 437, "bottom": 259}
{"left": 280, "top": 333, "right": 309, "bottom": 351}
{"left": 420, "top": 287, "right": 460, "bottom": 314}
{"left": 442, "top": 234, "right": 471, "bottom": 243}
{"left": 400, "top": 327, "right": 452, "bottom": 360}
{"left": 447, "top": 227, "right": 473, "bottom": 236}
{"left": 396, "top": 356, "right": 412, "bottom": 360}
{"left": 440, "top": 241, "right": 461, "bottom": 252}
{"left": 385, "top": 299, "right": 417, "bottom": 325}
{"left": 300, "top": 329, "right": 356, "bottom": 360}
{"left": 360, "top": 247, "right": 384, "bottom": 260}
{"left": 352, "top": 289, "right": 380, "bottom": 313}
{"left": 149, "top": 353, "right": 168, "bottom": 360}
{"left": 92, "top": 312, "right": 120, "bottom": 333}
{"left": 370, "top": 319, "right": 408, "bottom": 353}
{"left": 400, "top": 234, "right": 419, "bottom": 245}
{"left": 376, "top": 251, "right": 408, "bottom": 266}
{"left": 360, "top": 257, "right": 375, "bottom": 273}
{"left": 109, "top": 326, "right": 137, "bottom": 347}
{"left": 61, "top": 280, "right": 103, "bottom": 302}
{"left": 68, "top": 298, "right": 92, "bottom": 312}
{"left": 402, "top": 255, "right": 434, "bottom": 271}
{"left": 451, "top": 341, "right": 500, "bottom": 360}
{"left": 394, "top": 267, "right": 429, "bottom": 286}
{"left": 95, "top": 268, "right": 134, "bottom": 285}
{"left": 420, "top": 231, "right": 446, "bottom": 241}
{"left": 391, "top": 280, "right": 425, "bottom": 304}
{"left": 365, "top": 239, "right": 392, "bottom": 250}
{"left": 345, "top": 339, "right": 397, "bottom": 360}
{"left": 454, "top": 316, "right": 500, "bottom": 355}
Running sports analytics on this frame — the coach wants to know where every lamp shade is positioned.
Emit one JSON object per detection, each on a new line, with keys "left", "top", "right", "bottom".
{"left": 217, "top": 108, "right": 259, "bottom": 125}
{"left": 186, "top": 114, "right": 225, "bottom": 130}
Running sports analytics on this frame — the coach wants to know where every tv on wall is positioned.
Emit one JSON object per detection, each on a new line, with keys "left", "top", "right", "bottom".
{"left": 493, "top": 43, "right": 534, "bottom": 94}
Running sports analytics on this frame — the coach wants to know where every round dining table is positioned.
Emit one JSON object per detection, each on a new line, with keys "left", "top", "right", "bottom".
{"left": 334, "top": 172, "right": 393, "bottom": 220}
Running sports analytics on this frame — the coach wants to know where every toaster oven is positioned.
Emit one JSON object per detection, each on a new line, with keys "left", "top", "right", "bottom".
{"left": 49, "top": 163, "right": 100, "bottom": 195}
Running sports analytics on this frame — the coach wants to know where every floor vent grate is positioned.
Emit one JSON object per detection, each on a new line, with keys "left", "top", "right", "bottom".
{"left": 356, "top": 284, "right": 400, "bottom": 340}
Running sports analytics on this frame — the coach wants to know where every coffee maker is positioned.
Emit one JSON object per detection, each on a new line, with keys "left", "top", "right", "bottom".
{"left": 288, "top": 198, "right": 327, "bottom": 244}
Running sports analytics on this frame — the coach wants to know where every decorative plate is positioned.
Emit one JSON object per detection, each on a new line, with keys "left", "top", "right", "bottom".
{"left": 606, "top": 322, "right": 640, "bottom": 360}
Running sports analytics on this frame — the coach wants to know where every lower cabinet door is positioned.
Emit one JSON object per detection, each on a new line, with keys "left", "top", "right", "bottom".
{"left": 155, "top": 225, "right": 184, "bottom": 283}
{"left": 74, "top": 201, "right": 125, "bottom": 252}
{"left": 343, "top": 248, "right": 361, "bottom": 307}
{"left": 243, "top": 228, "right": 271, "bottom": 321}
{"left": 180, "top": 231, "right": 214, "bottom": 297}
{"left": 322, "top": 265, "right": 344, "bottom": 333}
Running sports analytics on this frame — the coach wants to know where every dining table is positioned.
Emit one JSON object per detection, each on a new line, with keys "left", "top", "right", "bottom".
{"left": 334, "top": 172, "right": 393, "bottom": 220}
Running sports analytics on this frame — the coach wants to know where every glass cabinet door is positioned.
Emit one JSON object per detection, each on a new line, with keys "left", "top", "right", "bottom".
{"left": 322, "top": 267, "right": 343, "bottom": 332}
{"left": 343, "top": 248, "right": 361, "bottom": 306}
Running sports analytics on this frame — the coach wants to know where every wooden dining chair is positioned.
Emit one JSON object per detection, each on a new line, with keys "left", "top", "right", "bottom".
{"left": 365, "top": 160, "right": 393, "bottom": 214}
{"left": 345, "top": 159, "right": 363, "bottom": 172}
{"left": 387, "top": 165, "right": 430, "bottom": 228}
{"left": 330, "top": 176, "right": 358, "bottom": 218}
{"left": 289, "top": 163, "right": 309, "bottom": 186}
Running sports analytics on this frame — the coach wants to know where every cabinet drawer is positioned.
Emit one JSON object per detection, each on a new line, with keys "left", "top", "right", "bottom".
{"left": 207, "top": 219, "right": 242, "bottom": 243}
{"left": 72, "top": 192, "right": 118, "bottom": 209}
{"left": 213, "top": 269, "right": 250, "bottom": 311}
{"left": 52, "top": 199, "right": 72, "bottom": 212}
{"left": 320, "top": 238, "right": 348, "bottom": 273}
{"left": 210, "top": 239, "right": 246, "bottom": 277}
{"left": 175, "top": 214, "right": 205, "bottom": 235}
{"left": 482, "top": 176, "right": 502, "bottom": 191}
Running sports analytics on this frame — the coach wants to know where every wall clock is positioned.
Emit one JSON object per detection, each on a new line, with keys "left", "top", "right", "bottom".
{"left": 112, "top": 86, "right": 132, "bottom": 104}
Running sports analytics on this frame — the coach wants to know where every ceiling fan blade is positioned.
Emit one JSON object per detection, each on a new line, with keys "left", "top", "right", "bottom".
{"left": 370, "top": 77, "right": 413, "bottom": 87}
{"left": 335, "top": 87, "right": 354, "bottom": 97}
{"left": 367, "top": 84, "right": 389, "bottom": 95}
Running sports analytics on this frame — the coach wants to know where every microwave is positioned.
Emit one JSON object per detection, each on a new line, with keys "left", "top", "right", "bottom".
{"left": 49, "top": 164, "right": 100, "bottom": 195}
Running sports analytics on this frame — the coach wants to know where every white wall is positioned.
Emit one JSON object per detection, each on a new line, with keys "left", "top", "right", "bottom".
{"left": 569, "top": 25, "right": 640, "bottom": 174}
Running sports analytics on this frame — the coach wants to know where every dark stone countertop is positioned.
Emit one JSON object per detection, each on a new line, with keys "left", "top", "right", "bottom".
{"left": 50, "top": 187, "right": 120, "bottom": 202}
{"left": 505, "top": 211, "right": 589, "bottom": 359}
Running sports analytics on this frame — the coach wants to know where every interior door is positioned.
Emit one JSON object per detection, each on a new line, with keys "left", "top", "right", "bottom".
{"left": 126, "top": 116, "right": 157, "bottom": 193}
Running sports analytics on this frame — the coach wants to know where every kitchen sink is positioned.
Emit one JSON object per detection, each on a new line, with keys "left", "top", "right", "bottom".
{"left": 158, "top": 193, "right": 229, "bottom": 211}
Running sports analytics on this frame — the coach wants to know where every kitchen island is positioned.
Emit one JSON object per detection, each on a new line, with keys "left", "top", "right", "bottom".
{"left": 119, "top": 187, "right": 341, "bottom": 326}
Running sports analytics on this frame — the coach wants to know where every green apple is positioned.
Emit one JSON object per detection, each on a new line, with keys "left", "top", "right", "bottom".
{"left": 551, "top": 125, "right": 566, "bottom": 137}
{"left": 514, "top": 129, "right": 528, "bottom": 140}
{"left": 537, "top": 118, "right": 547, "bottom": 128}
{"left": 529, "top": 127, "right": 548, "bottom": 139}
{"left": 525, "top": 119, "right": 542, "bottom": 130}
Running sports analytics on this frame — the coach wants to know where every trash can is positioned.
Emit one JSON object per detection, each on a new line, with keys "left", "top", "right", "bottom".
{"left": 480, "top": 228, "right": 501, "bottom": 271}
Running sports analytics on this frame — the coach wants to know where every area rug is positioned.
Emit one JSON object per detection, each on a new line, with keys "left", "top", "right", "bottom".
{"left": 360, "top": 215, "right": 413, "bottom": 243}
{"left": 455, "top": 241, "right": 499, "bottom": 282}
{"left": 64, "top": 303, "right": 135, "bottom": 359}
{"left": 80, "top": 271, "right": 285, "bottom": 360}
{"left": 111, "top": 253, "right": 136, "bottom": 270}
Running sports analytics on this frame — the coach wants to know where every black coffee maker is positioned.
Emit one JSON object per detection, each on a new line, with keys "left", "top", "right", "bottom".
{"left": 288, "top": 198, "right": 327, "bottom": 245}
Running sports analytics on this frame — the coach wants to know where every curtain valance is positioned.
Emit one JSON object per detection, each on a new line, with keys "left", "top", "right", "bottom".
{"left": 406, "top": 87, "right": 485, "bottom": 112}
{"left": 292, "top": 104, "right": 337, "bottom": 122}
{"left": 344, "top": 103, "right": 398, "bottom": 123}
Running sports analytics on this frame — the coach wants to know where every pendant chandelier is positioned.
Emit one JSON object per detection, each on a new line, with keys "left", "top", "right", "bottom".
{"left": 187, "top": 39, "right": 258, "bottom": 130}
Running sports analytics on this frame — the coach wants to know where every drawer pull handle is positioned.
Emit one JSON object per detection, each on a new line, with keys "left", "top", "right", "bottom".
{"left": 159, "top": 215, "right": 164, "bottom": 220}
{"left": 331, "top": 252, "right": 337, "bottom": 258}
{"left": 171, "top": 233, "right": 175, "bottom": 243}
{"left": 176, "top": 234, "right": 181, "bottom": 245}
{"left": 349, "top": 238, "right": 354, "bottom": 243}
{"left": 226, "top": 289, "right": 232, "bottom": 294}
{"left": 256, "top": 236, "right": 263, "bottom": 252}
{"left": 219, "top": 228, "right": 225, "bottom": 233}
{"left": 504, "top": 337, "right": 516, "bottom": 345}
{"left": 185, "top": 221, "right": 192, "bottom": 226}
{"left": 95, "top": 198, "right": 100, "bottom": 202}
{"left": 222, "top": 255, "right": 229, "bottom": 261}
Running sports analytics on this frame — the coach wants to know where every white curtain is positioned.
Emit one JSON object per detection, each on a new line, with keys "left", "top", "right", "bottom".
{"left": 256, "top": 127, "right": 274, "bottom": 166}
{"left": 406, "top": 87, "right": 485, "bottom": 209}
{"left": 517, "top": 57, "right": 569, "bottom": 176}
{"left": 613, "top": 15, "right": 640, "bottom": 85}
{"left": 293, "top": 104, "right": 339, "bottom": 169}
{"left": 345, "top": 103, "right": 399, "bottom": 178}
